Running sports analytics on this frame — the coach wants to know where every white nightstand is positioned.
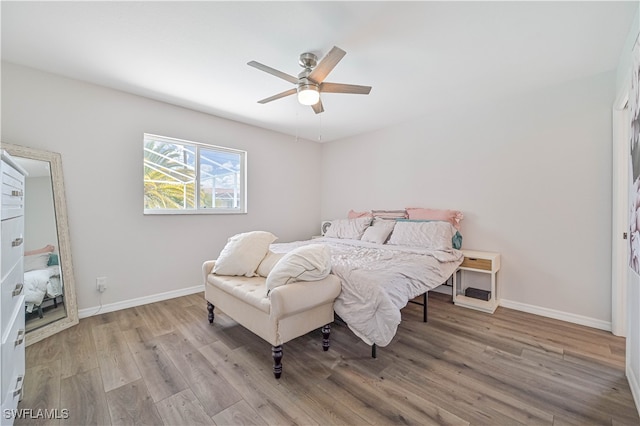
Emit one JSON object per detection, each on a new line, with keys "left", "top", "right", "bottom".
{"left": 452, "top": 249, "right": 501, "bottom": 313}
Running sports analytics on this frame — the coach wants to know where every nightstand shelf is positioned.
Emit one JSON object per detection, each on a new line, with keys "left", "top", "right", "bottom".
{"left": 452, "top": 249, "right": 501, "bottom": 313}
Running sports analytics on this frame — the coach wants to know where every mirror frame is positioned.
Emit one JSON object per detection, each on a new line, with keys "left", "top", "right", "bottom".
{"left": 3, "top": 143, "right": 79, "bottom": 345}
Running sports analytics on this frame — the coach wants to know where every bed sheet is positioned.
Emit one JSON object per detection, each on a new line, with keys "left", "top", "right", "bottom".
{"left": 270, "top": 237, "right": 463, "bottom": 346}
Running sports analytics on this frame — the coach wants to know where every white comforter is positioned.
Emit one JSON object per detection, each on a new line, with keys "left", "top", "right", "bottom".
{"left": 24, "top": 265, "right": 62, "bottom": 313}
{"left": 271, "top": 237, "right": 463, "bottom": 346}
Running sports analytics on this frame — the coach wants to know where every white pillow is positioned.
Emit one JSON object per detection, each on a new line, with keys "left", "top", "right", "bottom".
{"left": 361, "top": 218, "right": 396, "bottom": 244}
{"left": 323, "top": 217, "right": 371, "bottom": 240}
{"left": 387, "top": 221, "right": 456, "bottom": 250}
{"left": 256, "top": 251, "right": 285, "bottom": 278}
{"left": 24, "top": 253, "right": 50, "bottom": 272}
{"left": 266, "top": 244, "right": 331, "bottom": 293}
{"left": 213, "top": 231, "right": 277, "bottom": 277}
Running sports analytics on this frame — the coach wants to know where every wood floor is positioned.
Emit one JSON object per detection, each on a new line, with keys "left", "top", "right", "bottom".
{"left": 18, "top": 292, "right": 639, "bottom": 425}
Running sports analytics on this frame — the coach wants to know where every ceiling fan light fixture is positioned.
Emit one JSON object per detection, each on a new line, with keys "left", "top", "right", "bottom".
{"left": 297, "top": 84, "right": 320, "bottom": 105}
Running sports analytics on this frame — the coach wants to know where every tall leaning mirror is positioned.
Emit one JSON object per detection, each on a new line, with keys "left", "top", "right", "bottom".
{"left": 3, "top": 143, "right": 78, "bottom": 346}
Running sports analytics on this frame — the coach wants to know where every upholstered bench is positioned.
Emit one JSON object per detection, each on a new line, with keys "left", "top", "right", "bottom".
{"left": 202, "top": 260, "right": 341, "bottom": 378}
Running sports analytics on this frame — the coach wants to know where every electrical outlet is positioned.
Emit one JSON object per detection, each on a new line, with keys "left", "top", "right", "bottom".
{"left": 96, "top": 276, "right": 107, "bottom": 293}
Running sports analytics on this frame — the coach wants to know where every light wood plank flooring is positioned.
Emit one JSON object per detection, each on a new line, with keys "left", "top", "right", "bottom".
{"left": 17, "top": 292, "right": 639, "bottom": 425}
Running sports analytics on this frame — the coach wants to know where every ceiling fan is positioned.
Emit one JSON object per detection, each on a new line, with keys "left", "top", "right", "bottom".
{"left": 248, "top": 46, "right": 372, "bottom": 114}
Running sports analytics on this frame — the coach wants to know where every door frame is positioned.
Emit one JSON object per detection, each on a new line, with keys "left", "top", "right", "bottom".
{"left": 612, "top": 82, "right": 630, "bottom": 337}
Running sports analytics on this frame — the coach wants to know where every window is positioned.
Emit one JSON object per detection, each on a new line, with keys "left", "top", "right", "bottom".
{"left": 143, "top": 134, "right": 246, "bottom": 214}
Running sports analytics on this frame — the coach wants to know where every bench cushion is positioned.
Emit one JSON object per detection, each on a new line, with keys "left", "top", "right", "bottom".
{"left": 208, "top": 274, "right": 270, "bottom": 313}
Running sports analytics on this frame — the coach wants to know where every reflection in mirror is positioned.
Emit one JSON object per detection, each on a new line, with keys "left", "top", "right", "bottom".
{"left": 21, "top": 159, "right": 63, "bottom": 331}
{"left": 3, "top": 143, "right": 78, "bottom": 345}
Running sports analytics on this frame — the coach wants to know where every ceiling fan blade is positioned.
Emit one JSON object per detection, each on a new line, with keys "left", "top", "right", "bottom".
{"left": 320, "top": 82, "right": 372, "bottom": 95}
{"left": 311, "top": 100, "right": 324, "bottom": 114}
{"left": 257, "top": 88, "right": 297, "bottom": 104}
{"left": 308, "top": 46, "right": 346, "bottom": 83}
{"left": 248, "top": 61, "right": 298, "bottom": 84}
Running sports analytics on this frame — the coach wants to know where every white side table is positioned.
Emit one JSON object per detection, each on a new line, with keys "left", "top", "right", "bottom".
{"left": 452, "top": 249, "right": 501, "bottom": 313}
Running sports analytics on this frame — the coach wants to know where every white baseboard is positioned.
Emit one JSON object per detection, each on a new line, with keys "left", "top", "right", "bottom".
{"left": 78, "top": 285, "right": 611, "bottom": 332}
{"left": 499, "top": 298, "right": 611, "bottom": 332}
{"left": 78, "top": 285, "right": 205, "bottom": 319}
{"left": 628, "top": 363, "right": 640, "bottom": 419}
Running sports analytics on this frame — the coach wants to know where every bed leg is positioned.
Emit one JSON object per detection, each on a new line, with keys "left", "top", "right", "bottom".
{"left": 272, "top": 345, "right": 283, "bottom": 379}
{"left": 423, "top": 292, "right": 428, "bottom": 323}
{"left": 322, "top": 324, "right": 331, "bottom": 351}
{"left": 207, "top": 302, "right": 215, "bottom": 324}
{"left": 371, "top": 343, "right": 377, "bottom": 359}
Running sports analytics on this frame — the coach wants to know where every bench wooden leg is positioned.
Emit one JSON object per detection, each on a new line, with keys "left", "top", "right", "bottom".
{"left": 207, "top": 302, "right": 215, "bottom": 324}
{"left": 272, "top": 345, "right": 283, "bottom": 379}
{"left": 322, "top": 324, "right": 331, "bottom": 351}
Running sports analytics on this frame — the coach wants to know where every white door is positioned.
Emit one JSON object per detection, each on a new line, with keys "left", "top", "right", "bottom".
{"left": 612, "top": 90, "right": 629, "bottom": 337}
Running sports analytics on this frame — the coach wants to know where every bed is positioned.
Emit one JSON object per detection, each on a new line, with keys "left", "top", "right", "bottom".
{"left": 23, "top": 249, "right": 63, "bottom": 318}
{"left": 269, "top": 212, "right": 464, "bottom": 348}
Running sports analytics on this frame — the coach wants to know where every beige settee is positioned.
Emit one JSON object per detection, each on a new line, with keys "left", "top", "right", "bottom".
{"left": 202, "top": 260, "right": 341, "bottom": 378}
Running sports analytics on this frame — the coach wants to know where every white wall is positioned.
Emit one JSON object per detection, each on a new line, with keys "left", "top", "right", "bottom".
{"left": 321, "top": 71, "right": 616, "bottom": 328}
{"left": 1, "top": 62, "right": 322, "bottom": 312}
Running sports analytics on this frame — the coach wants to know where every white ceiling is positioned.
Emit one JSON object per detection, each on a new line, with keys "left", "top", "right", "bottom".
{"left": 2, "top": 1, "right": 637, "bottom": 142}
